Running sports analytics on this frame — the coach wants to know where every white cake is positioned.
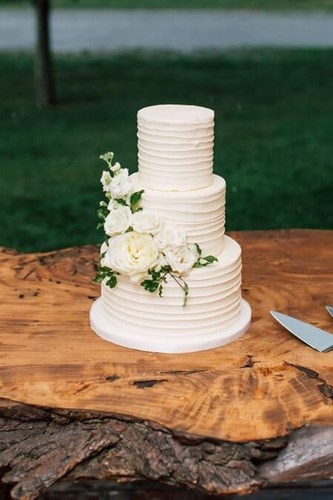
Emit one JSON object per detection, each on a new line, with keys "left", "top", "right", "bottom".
{"left": 90, "top": 104, "right": 251, "bottom": 353}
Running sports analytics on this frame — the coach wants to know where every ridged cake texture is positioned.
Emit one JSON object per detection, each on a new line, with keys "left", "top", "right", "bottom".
{"left": 91, "top": 104, "right": 251, "bottom": 353}
{"left": 138, "top": 104, "right": 214, "bottom": 191}
{"left": 131, "top": 173, "right": 226, "bottom": 255}
{"left": 102, "top": 236, "right": 241, "bottom": 336}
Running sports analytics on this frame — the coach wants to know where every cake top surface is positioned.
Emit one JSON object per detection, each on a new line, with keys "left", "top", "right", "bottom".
{"left": 138, "top": 104, "right": 214, "bottom": 125}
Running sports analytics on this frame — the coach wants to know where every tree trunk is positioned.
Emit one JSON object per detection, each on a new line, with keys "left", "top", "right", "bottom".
{"left": 32, "top": 0, "right": 56, "bottom": 106}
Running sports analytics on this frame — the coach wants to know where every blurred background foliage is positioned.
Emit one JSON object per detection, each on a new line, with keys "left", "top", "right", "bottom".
{"left": 0, "top": 1, "right": 332, "bottom": 252}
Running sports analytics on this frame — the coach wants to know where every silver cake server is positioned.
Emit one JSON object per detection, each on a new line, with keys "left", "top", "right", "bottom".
{"left": 270, "top": 311, "right": 333, "bottom": 352}
{"left": 326, "top": 305, "right": 333, "bottom": 318}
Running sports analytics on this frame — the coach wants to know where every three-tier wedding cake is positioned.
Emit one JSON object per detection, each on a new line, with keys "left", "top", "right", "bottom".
{"left": 90, "top": 104, "right": 251, "bottom": 353}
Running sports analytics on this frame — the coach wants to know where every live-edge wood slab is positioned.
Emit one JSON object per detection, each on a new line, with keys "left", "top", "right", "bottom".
{"left": 1, "top": 230, "right": 333, "bottom": 499}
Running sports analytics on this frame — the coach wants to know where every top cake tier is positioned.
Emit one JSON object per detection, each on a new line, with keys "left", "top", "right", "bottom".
{"left": 137, "top": 104, "right": 214, "bottom": 192}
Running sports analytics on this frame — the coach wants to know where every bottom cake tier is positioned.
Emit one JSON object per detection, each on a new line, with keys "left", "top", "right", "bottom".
{"left": 90, "top": 235, "right": 251, "bottom": 353}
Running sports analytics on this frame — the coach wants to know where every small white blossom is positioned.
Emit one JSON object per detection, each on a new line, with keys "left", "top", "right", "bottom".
{"left": 104, "top": 206, "right": 132, "bottom": 236}
{"left": 100, "top": 152, "right": 114, "bottom": 168}
{"left": 164, "top": 246, "right": 196, "bottom": 275}
{"left": 110, "top": 168, "right": 132, "bottom": 199}
{"left": 100, "top": 170, "right": 112, "bottom": 192}
{"left": 154, "top": 225, "right": 187, "bottom": 251}
{"left": 132, "top": 210, "right": 163, "bottom": 235}
{"left": 110, "top": 161, "right": 121, "bottom": 173}
{"left": 107, "top": 199, "right": 121, "bottom": 211}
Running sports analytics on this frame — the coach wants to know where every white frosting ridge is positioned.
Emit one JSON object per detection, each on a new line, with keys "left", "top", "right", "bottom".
{"left": 138, "top": 126, "right": 214, "bottom": 140}
{"left": 137, "top": 104, "right": 215, "bottom": 191}
{"left": 101, "top": 235, "right": 242, "bottom": 336}
{"left": 131, "top": 173, "right": 225, "bottom": 255}
{"left": 138, "top": 104, "right": 214, "bottom": 125}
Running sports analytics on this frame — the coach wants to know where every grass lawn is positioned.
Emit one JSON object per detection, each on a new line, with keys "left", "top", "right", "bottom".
{"left": 0, "top": 49, "right": 332, "bottom": 252}
{"left": 2, "top": 0, "right": 333, "bottom": 10}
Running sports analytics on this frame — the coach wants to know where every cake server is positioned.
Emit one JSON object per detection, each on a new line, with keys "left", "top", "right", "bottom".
{"left": 326, "top": 305, "right": 333, "bottom": 318}
{"left": 270, "top": 311, "right": 333, "bottom": 352}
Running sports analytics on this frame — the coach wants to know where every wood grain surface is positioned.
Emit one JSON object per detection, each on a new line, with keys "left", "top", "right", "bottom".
{"left": 1, "top": 229, "right": 333, "bottom": 499}
{"left": 0, "top": 230, "right": 333, "bottom": 442}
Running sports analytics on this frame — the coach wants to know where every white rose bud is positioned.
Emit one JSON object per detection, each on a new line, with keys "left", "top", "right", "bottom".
{"left": 164, "top": 246, "right": 196, "bottom": 275}
{"left": 104, "top": 206, "right": 132, "bottom": 236}
{"left": 132, "top": 210, "right": 163, "bottom": 235}
{"left": 105, "top": 231, "right": 159, "bottom": 282}
{"left": 110, "top": 161, "right": 121, "bottom": 173}
{"left": 154, "top": 225, "right": 187, "bottom": 251}
{"left": 107, "top": 199, "right": 121, "bottom": 211}
{"left": 110, "top": 168, "right": 132, "bottom": 199}
{"left": 100, "top": 170, "right": 112, "bottom": 193}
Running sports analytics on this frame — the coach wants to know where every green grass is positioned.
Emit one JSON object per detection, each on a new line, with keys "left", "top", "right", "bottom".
{"left": 0, "top": 49, "right": 332, "bottom": 252}
{"left": 2, "top": 0, "right": 333, "bottom": 10}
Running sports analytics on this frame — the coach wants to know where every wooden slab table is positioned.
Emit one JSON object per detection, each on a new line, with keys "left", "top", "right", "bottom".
{"left": 1, "top": 229, "right": 333, "bottom": 500}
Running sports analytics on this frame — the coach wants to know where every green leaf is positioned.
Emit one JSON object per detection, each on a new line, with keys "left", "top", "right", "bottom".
{"left": 106, "top": 275, "right": 117, "bottom": 288}
{"left": 99, "top": 266, "right": 112, "bottom": 274}
{"left": 92, "top": 272, "right": 104, "bottom": 283}
{"left": 158, "top": 284, "right": 163, "bottom": 297}
{"left": 130, "top": 190, "right": 144, "bottom": 210}
{"left": 203, "top": 255, "right": 218, "bottom": 264}
{"left": 193, "top": 254, "right": 218, "bottom": 268}
{"left": 141, "top": 279, "right": 159, "bottom": 293}
{"left": 115, "top": 198, "right": 128, "bottom": 206}
{"left": 194, "top": 243, "right": 202, "bottom": 256}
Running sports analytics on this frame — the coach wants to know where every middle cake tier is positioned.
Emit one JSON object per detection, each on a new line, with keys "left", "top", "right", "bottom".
{"left": 131, "top": 173, "right": 226, "bottom": 255}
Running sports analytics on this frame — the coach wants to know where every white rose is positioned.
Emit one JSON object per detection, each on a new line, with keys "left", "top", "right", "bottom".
{"left": 104, "top": 206, "right": 132, "bottom": 236}
{"left": 164, "top": 246, "right": 196, "bottom": 275}
{"left": 154, "top": 225, "right": 187, "bottom": 251}
{"left": 132, "top": 210, "right": 163, "bottom": 235}
{"left": 105, "top": 231, "right": 159, "bottom": 282}
{"left": 110, "top": 168, "right": 132, "bottom": 199}
{"left": 100, "top": 170, "right": 112, "bottom": 193}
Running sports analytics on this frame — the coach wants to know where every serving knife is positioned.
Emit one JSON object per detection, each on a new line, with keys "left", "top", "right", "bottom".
{"left": 270, "top": 311, "right": 333, "bottom": 353}
{"left": 326, "top": 305, "right": 333, "bottom": 318}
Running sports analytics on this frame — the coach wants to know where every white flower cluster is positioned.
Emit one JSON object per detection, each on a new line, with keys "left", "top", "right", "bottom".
{"left": 100, "top": 156, "right": 132, "bottom": 202}
{"left": 103, "top": 215, "right": 197, "bottom": 283}
{"left": 98, "top": 152, "right": 199, "bottom": 285}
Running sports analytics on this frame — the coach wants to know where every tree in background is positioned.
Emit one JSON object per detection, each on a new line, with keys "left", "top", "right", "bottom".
{"left": 32, "top": 0, "right": 56, "bottom": 106}
{"left": 3, "top": 0, "right": 57, "bottom": 105}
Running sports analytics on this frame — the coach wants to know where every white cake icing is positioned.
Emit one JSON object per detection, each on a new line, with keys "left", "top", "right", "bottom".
{"left": 138, "top": 104, "right": 214, "bottom": 191}
{"left": 101, "top": 236, "right": 241, "bottom": 335}
{"left": 131, "top": 173, "right": 226, "bottom": 255}
{"left": 90, "top": 104, "right": 251, "bottom": 353}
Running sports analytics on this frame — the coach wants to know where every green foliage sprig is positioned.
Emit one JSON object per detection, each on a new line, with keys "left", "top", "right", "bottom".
{"left": 93, "top": 265, "right": 118, "bottom": 289}
{"left": 141, "top": 244, "right": 217, "bottom": 306}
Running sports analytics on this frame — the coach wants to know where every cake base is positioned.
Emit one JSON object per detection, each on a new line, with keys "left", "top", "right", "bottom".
{"left": 90, "top": 297, "right": 251, "bottom": 353}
